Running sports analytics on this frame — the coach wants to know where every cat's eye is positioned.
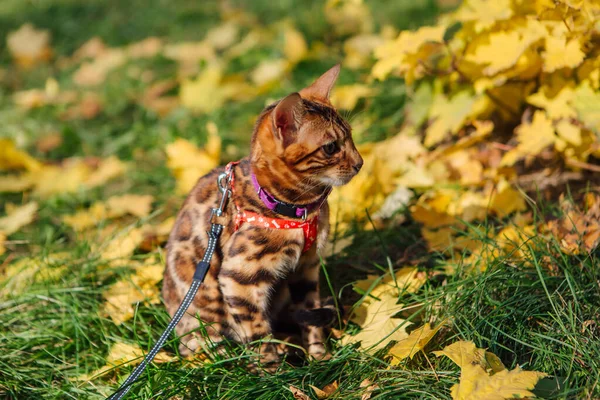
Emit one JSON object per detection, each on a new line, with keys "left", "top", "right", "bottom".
{"left": 322, "top": 141, "right": 340, "bottom": 156}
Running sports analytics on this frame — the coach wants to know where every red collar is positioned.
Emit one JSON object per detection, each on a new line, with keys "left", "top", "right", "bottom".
{"left": 226, "top": 161, "right": 321, "bottom": 252}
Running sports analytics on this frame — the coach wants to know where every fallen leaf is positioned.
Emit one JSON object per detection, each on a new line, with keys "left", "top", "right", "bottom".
{"left": 102, "top": 257, "right": 164, "bottom": 324}
{"left": 388, "top": 321, "right": 446, "bottom": 364}
{"left": 85, "top": 156, "right": 126, "bottom": 188}
{"left": 6, "top": 24, "right": 52, "bottom": 68}
{"left": 543, "top": 35, "right": 585, "bottom": 73}
{"left": 353, "top": 267, "right": 426, "bottom": 302}
{"left": 289, "top": 386, "right": 311, "bottom": 400}
{"left": 330, "top": 84, "right": 374, "bottom": 110}
{"left": 451, "top": 363, "right": 545, "bottom": 400}
{"left": 501, "top": 110, "right": 556, "bottom": 166}
{"left": 0, "top": 202, "right": 38, "bottom": 235}
{"left": 433, "top": 341, "right": 506, "bottom": 374}
{"left": 0, "top": 253, "right": 67, "bottom": 297}
{"left": 342, "top": 294, "right": 412, "bottom": 352}
{"left": 76, "top": 341, "right": 172, "bottom": 382}
{"left": 310, "top": 381, "right": 338, "bottom": 399}
{"left": 99, "top": 227, "right": 144, "bottom": 266}
{"left": 180, "top": 65, "right": 253, "bottom": 112}
{"left": 0, "top": 233, "right": 6, "bottom": 256}
{"left": 106, "top": 194, "right": 154, "bottom": 218}
{"left": 36, "top": 133, "right": 63, "bottom": 153}
{"left": 166, "top": 132, "right": 221, "bottom": 195}
{"left": 284, "top": 24, "right": 308, "bottom": 64}
{"left": 0, "top": 139, "right": 42, "bottom": 172}
{"left": 360, "top": 378, "right": 379, "bottom": 400}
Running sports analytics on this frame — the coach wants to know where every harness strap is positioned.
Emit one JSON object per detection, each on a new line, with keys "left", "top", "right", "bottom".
{"left": 227, "top": 162, "right": 319, "bottom": 252}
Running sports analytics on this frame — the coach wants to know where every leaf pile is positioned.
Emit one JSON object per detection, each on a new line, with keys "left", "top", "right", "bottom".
{"left": 2, "top": 0, "right": 599, "bottom": 398}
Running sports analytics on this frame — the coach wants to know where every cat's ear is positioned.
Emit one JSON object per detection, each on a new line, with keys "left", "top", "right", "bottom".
{"left": 273, "top": 92, "right": 304, "bottom": 147}
{"left": 299, "top": 64, "right": 340, "bottom": 101}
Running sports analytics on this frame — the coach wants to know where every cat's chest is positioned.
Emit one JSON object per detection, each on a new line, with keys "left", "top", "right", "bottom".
{"left": 222, "top": 224, "right": 307, "bottom": 273}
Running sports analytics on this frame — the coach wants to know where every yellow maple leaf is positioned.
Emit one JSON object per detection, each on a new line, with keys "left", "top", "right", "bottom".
{"left": 283, "top": 24, "right": 308, "bottom": 64}
{"left": 180, "top": 65, "right": 254, "bottom": 112}
{"left": 6, "top": 24, "right": 52, "bottom": 68}
{"left": 102, "top": 258, "right": 163, "bottom": 324}
{"left": 465, "top": 20, "right": 545, "bottom": 76}
{"left": 76, "top": 341, "right": 172, "bottom": 382}
{"left": 85, "top": 156, "right": 126, "bottom": 188}
{"left": 451, "top": 363, "right": 545, "bottom": 400}
{"left": 0, "top": 202, "right": 38, "bottom": 236}
{"left": 353, "top": 267, "right": 426, "bottom": 302}
{"left": 73, "top": 48, "right": 126, "bottom": 86}
{"left": 342, "top": 294, "right": 411, "bottom": 352}
{"left": 325, "top": 0, "right": 373, "bottom": 36}
{"left": 166, "top": 129, "right": 221, "bottom": 194}
{"left": 62, "top": 203, "right": 108, "bottom": 232}
{"left": 0, "top": 174, "right": 35, "bottom": 193}
{"left": 329, "top": 153, "right": 393, "bottom": 231}
{"left": 343, "top": 34, "right": 385, "bottom": 70}
{"left": 572, "top": 80, "right": 600, "bottom": 134}
{"left": 62, "top": 194, "right": 154, "bottom": 232}
{"left": 543, "top": 35, "right": 585, "bottom": 73}
{"left": 555, "top": 119, "right": 582, "bottom": 146}
{"left": 251, "top": 59, "right": 289, "bottom": 88}
{"left": 100, "top": 227, "right": 144, "bottom": 266}
{"left": 330, "top": 84, "right": 374, "bottom": 110}
{"left": 205, "top": 21, "right": 239, "bottom": 50}
{"left": 433, "top": 341, "right": 506, "bottom": 374}
{"left": 372, "top": 25, "right": 445, "bottom": 84}
{"left": 0, "top": 233, "right": 5, "bottom": 256}
{"left": 488, "top": 180, "right": 526, "bottom": 218}
{"left": 501, "top": 110, "right": 556, "bottom": 166}
{"left": 33, "top": 161, "right": 91, "bottom": 197}
{"left": 0, "top": 253, "right": 67, "bottom": 298}
{"left": 0, "top": 139, "right": 42, "bottom": 172}
{"left": 106, "top": 194, "right": 154, "bottom": 218}
{"left": 526, "top": 86, "right": 576, "bottom": 120}
{"left": 425, "top": 91, "right": 477, "bottom": 148}
{"left": 388, "top": 321, "right": 446, "bottom": 364}
{"left": 454, "top": 0, "right": 513, "bottom": 32}
{"left": 410, "top": 190, "right": 459, "bottom": 228}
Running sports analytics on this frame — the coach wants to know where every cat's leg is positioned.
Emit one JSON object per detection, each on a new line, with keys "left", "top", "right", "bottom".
{"left": 289, "top": 250, "right": 335, "bottom": 360}
{"left": 218, "top": 229, "right": 303, "bottom": 369}
{"left": 163, "top": 242, "right": 226, "bottom": 358}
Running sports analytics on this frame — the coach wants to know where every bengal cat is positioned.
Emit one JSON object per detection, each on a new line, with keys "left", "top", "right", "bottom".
{"left": 162, "top": 65, "right": 363, "bottom": 369}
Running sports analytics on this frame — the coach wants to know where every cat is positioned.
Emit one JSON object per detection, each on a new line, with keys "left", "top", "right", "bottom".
{"left": 162, "top": 64, "right": 363, "bottom": 368}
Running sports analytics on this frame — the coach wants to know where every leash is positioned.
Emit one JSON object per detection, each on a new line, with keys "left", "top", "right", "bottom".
{"left": 107, "top": 168, "right": 233, "bottom": 400}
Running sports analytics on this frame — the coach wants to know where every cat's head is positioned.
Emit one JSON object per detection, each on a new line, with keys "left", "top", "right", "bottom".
{"left": 251, "top": 65, "right": 363, "bottom": 201}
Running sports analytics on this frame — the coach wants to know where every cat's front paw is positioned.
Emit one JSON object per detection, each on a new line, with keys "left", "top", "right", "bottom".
{"left": 308, "top": 345, "right": 331, "bottom": 361}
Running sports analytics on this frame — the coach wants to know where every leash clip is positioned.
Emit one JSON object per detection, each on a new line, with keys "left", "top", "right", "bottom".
{"left": 213, "top": 170, "right": 233, "bottom": 217}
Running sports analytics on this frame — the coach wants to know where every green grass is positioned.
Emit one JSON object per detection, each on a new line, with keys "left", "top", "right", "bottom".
{"left": 1, "top": 0, "right": 600, "bottom": 399}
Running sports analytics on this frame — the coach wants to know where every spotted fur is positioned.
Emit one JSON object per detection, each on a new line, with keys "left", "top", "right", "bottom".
{"left": 162, "top": 65, "right": 363, "bottom": 369}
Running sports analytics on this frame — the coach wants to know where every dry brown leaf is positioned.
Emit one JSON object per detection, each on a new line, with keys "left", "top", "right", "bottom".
{"left": 309, "top": 381, "right": 338, "bottom": 399}
{"left": 289, "top": 386, "right": 311, "bottom": 400}
{"left": 360, "top": 379, "right": 379, "bottom": 400}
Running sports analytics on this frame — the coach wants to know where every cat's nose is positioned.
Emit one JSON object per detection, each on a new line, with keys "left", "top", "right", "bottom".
{"left": 352, "top": 161, "right": 363, "bottom": 173}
